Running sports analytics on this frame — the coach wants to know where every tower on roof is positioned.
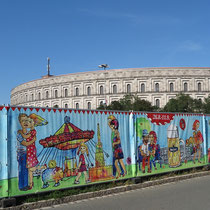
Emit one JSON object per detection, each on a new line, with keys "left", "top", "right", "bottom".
{"left": 42, "top": 57, "right": 53, "bottom": 78}
{"left": 47, "top": 57, "right": 50, "bottom": 76}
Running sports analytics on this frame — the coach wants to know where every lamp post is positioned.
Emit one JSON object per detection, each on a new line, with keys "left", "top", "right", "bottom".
{"left": 98, "top": 64, "right": 109, "bottom": 70}
{"left": 98, "top": 64, "right": 109, "bottom": 107}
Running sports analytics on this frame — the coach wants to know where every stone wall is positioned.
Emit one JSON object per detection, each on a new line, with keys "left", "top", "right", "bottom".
{"left": 11, "top": 67, "right": 210, "bottom": 109}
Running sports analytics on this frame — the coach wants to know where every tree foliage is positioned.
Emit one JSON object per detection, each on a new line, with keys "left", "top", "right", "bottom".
{"left": 97, "top": 94, "right": 157, "bottom": 111}
{"left": 97, "top": 93, "right": 210, "bottom": 114}
{"left": 202, "top": 96, "right": 210, "bottom": 114}
{"left": 162, "top": 93, "right": 204, "bottom": 113}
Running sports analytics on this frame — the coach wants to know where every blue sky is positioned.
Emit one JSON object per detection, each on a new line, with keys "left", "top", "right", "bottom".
{"left": 1, "top": 0, "right": 210, "bottom": 104}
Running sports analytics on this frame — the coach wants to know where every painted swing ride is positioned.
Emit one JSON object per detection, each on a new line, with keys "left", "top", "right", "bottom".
{"left": 38, "top": 116, "right": 113, "bottom": 184}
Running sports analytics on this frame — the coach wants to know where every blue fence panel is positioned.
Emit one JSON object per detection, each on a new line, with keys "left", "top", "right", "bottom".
{"left": 6, "top": 107, "right": 133, "bottom": 197}
{"left": 0, "top": 107, "right": 9, "bottom": 198}
{"left": 134, "top": 112, "right": 207, "bottom": 177}
{"left": 0, "top": 105, "right": 209, "bottom": 198}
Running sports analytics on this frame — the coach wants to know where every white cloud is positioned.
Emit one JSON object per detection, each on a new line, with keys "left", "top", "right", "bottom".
{"left": 178, "top": 40, "right": 202, "bottom": 51}
{"left": 78, "top": 8, "right": 181, "bottom": 26}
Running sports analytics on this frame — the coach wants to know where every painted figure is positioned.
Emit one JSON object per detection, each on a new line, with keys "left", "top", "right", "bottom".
{"left": 108, "top": 115, "right": 127, "bottom": 179}
{"left": 74, "top": 143, "right": 90, "bottom": 184}
{"left": 137, "top": 145, "right": 143, "bottom": 171}
{"left": 149, "top": 131, "right": 157, "bottom": 170}
{"left": 17, "top": 114, "right": 36, "bottom": 191}
{"left": 42, "top": 160, "right": 64, "bottom": 188}
{"left": 140, "top": 129, "right": 151, "bottom": 173}
{"left": 186, "top": 120, "right": 203, "bottom": 163}
{"left": 149, "top": 131, "right": 162, "bottom": 170}
{"left": 18, "top": 114, "right": 47, "bottom": 189}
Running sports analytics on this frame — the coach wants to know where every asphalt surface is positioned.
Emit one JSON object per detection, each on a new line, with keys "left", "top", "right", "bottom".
{"left": 38, "top": 175, "right": 210, "bottom": 210}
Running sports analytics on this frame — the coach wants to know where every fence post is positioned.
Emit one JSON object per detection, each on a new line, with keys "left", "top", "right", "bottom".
{"left": 203, "top": 114, "right": 209, "bottom": 165}
{"left": 0, "top": 106, "right": 16, "bottom": 207}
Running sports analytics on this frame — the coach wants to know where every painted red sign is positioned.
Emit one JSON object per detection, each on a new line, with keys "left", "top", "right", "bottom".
{"left": 146, "top": 113, "right": 175, "bottom": 125}
{"left": 179, "top": 118, "right": 186, "bottom": 130}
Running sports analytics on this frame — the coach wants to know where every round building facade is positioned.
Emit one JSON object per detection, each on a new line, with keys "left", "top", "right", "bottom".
{"left": 10, "top": 67, "right": 210, "bottom": 109}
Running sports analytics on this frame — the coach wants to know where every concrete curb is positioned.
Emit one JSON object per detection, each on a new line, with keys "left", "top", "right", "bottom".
{"left": 4, "top": 170, "right": 210, "bottom": 210}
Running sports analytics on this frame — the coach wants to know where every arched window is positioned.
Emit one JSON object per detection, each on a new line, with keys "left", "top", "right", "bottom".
{"left": 184, "top": 82, "right": 188, "bottom": 92}
{"left": 64, "top": 89, "right": 68, "bottom": 97}
{"left": 38, "top": 92, "right": 41, "bottom": 100}
{"left": 100, "top": 86, "right": 104, "bottom": 95}
{"left": 87, "top": 87, "right": 91, "bottom": 96}
{"left": 155, "top": 83, "right": 159, "bottom": 92}
{"left": 31, "top": 94, "right": 34, "bottom": 101}
{"left": 127, "top": 84, "right": 131, "bottom": 93}
{"left": 76, "top": 103, "right": 79, "bottom": 109}
{"left": 46, "top": 91, "right": 49, "bottom": 99}
{"left": 198, "top": 83, "right": 201, "bottom": 92}
{"left": 113, "top": 85, "right": 117, "bottom": 94}
{"left": 55, "top": 90, "right": 58, "bottom": 98}
{"left": 75, "top": 88, "right": 79, "bottom": 96}
{"left": 25, "top": 95, "right": 28, "bottom": 102}
{"left": 141, "top": 84, "right": 145, "bottom": 93}
{"left": 100, "top": 101, "right": 104, "bottom": 106}
{"left": 88, "top": 102, "right": 91, "bottom": 109}
{"left": 53, "top": 104, "right": 59, "bottom": 108}
{"left": 65, "top": 103, "right": 68, "bottom": 108}
{"left": 170, "top": 83, "right": 174, "bottom": 92}
{"left": 155, "top": 99, "right": 160, "bottom": 108}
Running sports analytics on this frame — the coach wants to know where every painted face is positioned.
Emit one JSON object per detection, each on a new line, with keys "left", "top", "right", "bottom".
{"left": 149, "top": 135, "right": 154, "bottom": 144}
{"left": 20, "top": 116, "right": 29, "bottom": 129}
{"left": 28, "top": 118, "right": 35, "bottom": 128}
{"left": 109, "top": 124, "right": 115, "bottom": 130}
{"left": 143, "top": 135, "right": 149, "bottom": 144}
{"left": 196, "top": 122, "right": 200, "bottom": 130}
{"left": 80, "top": 146, "right": 86, "bottom": 154}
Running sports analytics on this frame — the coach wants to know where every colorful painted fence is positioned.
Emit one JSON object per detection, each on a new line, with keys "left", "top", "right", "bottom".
{"left": 0, "top": 106, "right": 209, "bottom": 198}
{"left": 135, "top": 112, "right": 207, "bottom": 177}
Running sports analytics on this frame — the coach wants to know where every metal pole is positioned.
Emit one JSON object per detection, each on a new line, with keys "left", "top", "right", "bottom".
{"left": 47, "top": 57, "right": 50, "bottom": 76}
{"left": 104, "top": 69, "right": 106, "bottom": 109}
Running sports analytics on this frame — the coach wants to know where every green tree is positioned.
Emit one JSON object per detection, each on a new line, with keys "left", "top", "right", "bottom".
{"left": 132, "top": 95, "right": 157, "bottom": 111}
{"left": 192, "top": 98, "right": 203, "bottom": 113}
{"left": 162, "top": 94, "right": 203, "bottom": 113}
{"left": 97, "top": 94, "right": 157, "bottom": 111}
{"left": 202, "top": 96, "right": 210, "bottom": 114}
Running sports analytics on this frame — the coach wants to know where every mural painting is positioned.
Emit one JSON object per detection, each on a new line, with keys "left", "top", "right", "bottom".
{"left": 0, "top": 106, "right": 209, "bottom": 198}
{"left": 136, "top": 113, "right": 206, "bottom": 176}
{"left": 0, "top": 108, "right": 135, "bottom": 197}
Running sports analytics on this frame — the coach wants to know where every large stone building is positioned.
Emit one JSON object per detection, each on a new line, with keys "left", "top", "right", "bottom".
{"left": 10, "top": 67, "right": 210, "bottom": 109}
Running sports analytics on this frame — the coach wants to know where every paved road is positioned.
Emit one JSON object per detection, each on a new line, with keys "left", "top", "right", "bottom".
{"left": 38, "top": 175, "right": 210, "bottom": 210}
